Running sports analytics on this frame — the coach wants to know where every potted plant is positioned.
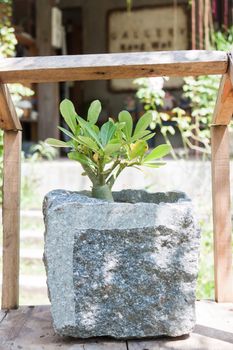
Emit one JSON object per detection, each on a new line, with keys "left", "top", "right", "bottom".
{"left": 43, "top": 99, "right": 200, "bottom": 339}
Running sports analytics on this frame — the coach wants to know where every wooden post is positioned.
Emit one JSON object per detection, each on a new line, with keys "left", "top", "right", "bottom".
{"left": 1, "top": 131, "right": 22, "bottom": 309}
{"left": 36, "top": 0, "right": 59, "bottom": 141}
{"left": 211, "top": 125, "right": 233, "bottom": 302}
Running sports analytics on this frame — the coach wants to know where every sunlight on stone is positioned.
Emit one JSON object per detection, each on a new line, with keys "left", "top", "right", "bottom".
{"left": 79, "top": 306, "right": 99, "bottom": 330}
{"left": 102, "top": 253, "right": 119, "bottom": 283}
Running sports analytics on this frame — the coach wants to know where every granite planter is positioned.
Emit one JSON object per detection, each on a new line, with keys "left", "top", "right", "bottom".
{"left": 43, "top": 189, "right": 200, "bottom": 339}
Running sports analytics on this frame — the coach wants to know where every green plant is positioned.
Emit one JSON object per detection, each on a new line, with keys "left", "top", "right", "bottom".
{"left": 172, "top": 27, "right": 233, "bottom": 158}
{"left": 212, "top": 26, "right": 233, "bottom": 51}
{"left": 29, "top": 141, "right": 58, "bottom": 161}
{"left": 134, "top": 77, "right": 177, "bottom": 159}
{"left": 172, "top": 75, "right": 220, "bottom": 158}
{"left": 46, "top": 99, "right": 171, "bottom": 201}
{"left": 135, "top": 27, "right": 233, "bottom": 159}
{"left": 126, "top": 0, "right": 133, "bottom": 11}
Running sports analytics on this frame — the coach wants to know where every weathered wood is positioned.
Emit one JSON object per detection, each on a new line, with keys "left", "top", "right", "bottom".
{"left": 0, "top": 84, "right": 22, "bottom": 131}
{"left": 212, "top": 74, "right": 233, "bottom": 125}
{"left": 0, "top": 50, "right": 228, "bottom": 83}
{"left": 211, "top": 125, "right": 233, "bottom": 302}
{"left": 1, "top": 131, "right": 22, "bottom": 310}
{"left": 229, "top": 52, "right": 233, "bottom": 86}
{"left": 0, "top": 302, "right": 232, "bottom": 349}
{"left": 37, "top": 83, "right": 59, "bottom": 140}
{"left": 0, "top": 306, "right": 127, "bottom": 349}
{"left": 0, "top": 310, "right": 7, "bottom": 324}
{"left": 0, "top": 307, "right": 32, "bottom": 344}
{"left": 36, "top": 0, "right": 59, "bottom": 140}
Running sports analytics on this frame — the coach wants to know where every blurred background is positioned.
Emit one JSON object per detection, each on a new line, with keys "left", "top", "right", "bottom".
{"left": 0, "top": 0, "right": 232, "bottom": 304}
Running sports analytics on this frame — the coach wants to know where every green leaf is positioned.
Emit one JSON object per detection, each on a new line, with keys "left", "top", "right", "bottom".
{"left": 58, "top": 126, "right": 79, "bottom": 142}
{"left": 134, "top": 111, "right": 153, "bottom": 135}
{"left": 78, "top": 136, "right": 99, "bottom": 151}
{"left": 118, "top": 110, "right": 133, "bottom": 141}
{"left": 45, "top": 138, "right": 70, "bottom": 148}
{"left": 131, "top": 130, "right": 151, "bottom": 142}
{"left": 87, "top": 100, "right": 102, "bottom": 124}
{"left": 91, "top": 124, "right": 100, "bottom": 134}
{"left": 129, "top": 140, "right": 148, "bottom": 160}
{"left": 100, "top": 120, "right": 116, "bottom": 146}
{"left": 104, "top": 143, "right": 121, "bottom": 154}
{"left": 143, "top": 144, "right": 171, "bottom": 163}
{"left": 76, "top": 115, "right": 103, "bottom": 149}
{"left": 60, "top": 99, "right": 77, "bottom": 133}
{"left": 116, "top": 122, "right": 126, "bottom": 130}
{"left": 141, "top": 133, "right": 155, "bottom": 142}
{"left": 143, "top": 162, "right": 166, "bottom": 168}
{"left": 68, "top": 151, "right": 97, "bottom": 168}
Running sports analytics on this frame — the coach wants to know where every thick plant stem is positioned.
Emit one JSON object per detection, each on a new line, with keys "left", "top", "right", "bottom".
{"left": 92, "top": 184, "right": 114, "bottom": 202}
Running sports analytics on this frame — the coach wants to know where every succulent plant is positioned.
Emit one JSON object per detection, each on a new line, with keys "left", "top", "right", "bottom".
{"left": 46, "top": 99, "right": 171, "bottom": 201}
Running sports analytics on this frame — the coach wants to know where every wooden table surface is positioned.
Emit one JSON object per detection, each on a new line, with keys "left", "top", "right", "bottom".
{"left": 0, "top": 300, "right": 232, "bottom": 349}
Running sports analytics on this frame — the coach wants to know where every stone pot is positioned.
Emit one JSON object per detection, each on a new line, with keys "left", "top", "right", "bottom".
{"left": 43, "top": 189, "right": 200, "bottom": 339}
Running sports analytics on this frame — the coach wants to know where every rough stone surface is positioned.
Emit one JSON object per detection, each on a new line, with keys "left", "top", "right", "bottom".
{"left": 43, "top": 189, "right": 200, "bottom": 339}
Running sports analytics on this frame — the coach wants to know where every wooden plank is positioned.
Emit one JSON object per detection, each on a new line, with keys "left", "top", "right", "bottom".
{"left": 128, "top": 335, "right": 233, "bottom": 349}
{"left": 36, "top": 0, "right": 59, "bottom": 140}
{"left": 0, "top": 310, "right": 7, "bottom": 324}
{"left": 229, "top": 52, "right": 233, "bottom": 86}
{"left": 0, "top": 306, "right": 127, "bottom": 349}
{"left": 0, "top": 50, "right": 228, "bottom": 83}
{"left": 211, "top": 125, "right": 233, "bottom": 302}
{"left": 37, "top": 83, "right": 59, "bottom": 141}
{"left": 1, "top": 131, "right": 22, "bottom": 310}
{"left": 0, "top": 307, "right": 33, "bottom": 345}
{"left": 0, "top": 84, "right": 22, "bottom": 131}
{"left": 129, "top": 301, "right": 233, "bottom": 349}
{"left": 212, "top": 74, "right": 233, "bottom": 125}
{"left": 0, "top": 302, "right": 232, "bottom": 349}
{"left": 84, "top": 344, "right": 127, "bottom": 350}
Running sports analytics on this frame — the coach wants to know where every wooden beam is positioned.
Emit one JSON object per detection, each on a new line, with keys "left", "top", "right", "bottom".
{"left": 0, "top": 84, "right": 22, "bottom": 131}
{"left": 211, "top": 125, "right": 233, "bottom": 302}
{"left": 212, "top": 74, "right": 233, "bottom": 125}
{"left": 229, "top": 52, "right": 233, "bottom": 86}
{"left": 0, "top": 50, "right": 228, "bottom": 83}
{"left": 36, "top": 0, "right": 59, "bottom": 140}
{"left": 37, "top": 83, "right": 59, "bottom": 140}
{"left": 1, "top": 131, "right": 22, "bottom": 309}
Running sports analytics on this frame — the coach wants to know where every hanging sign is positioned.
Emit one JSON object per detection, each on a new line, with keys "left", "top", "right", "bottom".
{"left": 108, "top": 5, "right": 189, "bottom": 91}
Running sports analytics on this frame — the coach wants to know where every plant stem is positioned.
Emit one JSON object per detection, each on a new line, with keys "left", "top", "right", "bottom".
{"left": 92, "top": 184, "right": 114, "bottom": 201}
{"left": 81, "top": 164, "right": 97, "bottom": 185}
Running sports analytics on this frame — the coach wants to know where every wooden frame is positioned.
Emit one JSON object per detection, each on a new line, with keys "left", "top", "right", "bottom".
{"left": 0, "top": 50, "right": 232, "bottom": 309}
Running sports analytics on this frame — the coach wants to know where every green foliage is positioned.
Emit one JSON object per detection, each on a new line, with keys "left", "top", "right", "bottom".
{"left": 135, "top": 27, "right": 233, "bottom": 159}
{"left": 0, "top": 0, "right": 15, "bottom": 57}
{"left": 172, "top": 75, "right": 220, "bottom": 157}
{"left": 134, "top": 77, "right": 177, "bottom": 159}
{"left": 126, "top": 0, "right": 133, "bottom": 11}
{"left": 173, "top": 27, "right": 233, "bottom": 158}
{"left": 134, "top": 75, "right": 217, "bottom": 158}
{"left": 8, "top": 84, "right": 34, "bottom": 117}
{"left": 46, "top": 99, "right": 171, "bottom": 201}
{"left": 212, "top": 26, "right": 233, "bottom": 51}
{"left": 29, "top": 141, "right": 58, "bottom": 161}
{"left": 0, "top": 26, "right": 17, "bottom": 57}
